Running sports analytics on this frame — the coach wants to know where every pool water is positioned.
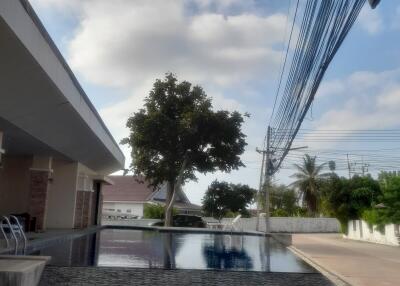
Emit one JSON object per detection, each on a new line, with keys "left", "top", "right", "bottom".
{"left": 29, "top": 229, "right": 315, "bottom": 273}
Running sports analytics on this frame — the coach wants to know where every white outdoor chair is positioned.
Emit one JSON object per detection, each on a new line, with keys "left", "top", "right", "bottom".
{"left": 222, "top": 215, "right": 242, "bottom": 231}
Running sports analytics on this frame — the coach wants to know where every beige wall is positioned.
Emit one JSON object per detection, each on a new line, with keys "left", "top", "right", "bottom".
{"left": 45, "top": 159, "right": 78, "bottom": 228}
{"left": 0, "top": 155, "right": 104, "bottom": 229}
{"left": 0, "top": 155, "right": 32, "bottom": 214}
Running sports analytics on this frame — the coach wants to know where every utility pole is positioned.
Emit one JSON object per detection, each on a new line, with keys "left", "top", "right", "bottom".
{"left": 256, "top": 126, "right": 272, "bottom": 233}
{"left": 361, "top": 156, "right": 369, "bottom": 177}
{"left": 257, "top": 126, "right": 307, "bottom": 233}
{"left": 264, "top": 126, "right": 272, "bottom": 234}
{"left": 255, "top": 147, "right": 265, "bottom": 231}
{"left": 347, "top": 154, "right": 351, "bottom": 179}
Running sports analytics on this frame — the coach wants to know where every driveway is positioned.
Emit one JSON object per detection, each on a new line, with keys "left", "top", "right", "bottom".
{"left": 291, "top": 233, "right": 400, "bottom": 286}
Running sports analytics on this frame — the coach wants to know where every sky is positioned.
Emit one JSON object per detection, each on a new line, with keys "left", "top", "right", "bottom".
{"left": 29, "top": 0, "right": 400, "bottom": 205}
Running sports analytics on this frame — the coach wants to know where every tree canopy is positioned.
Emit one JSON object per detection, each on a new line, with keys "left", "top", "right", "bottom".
{"left": 122, "top": 73, "right": 247, "bottom": 225}
{"left": 378, "top": 173, "right": 400, "bottom": 224}
{"left": 362, "top": 172, "right": 400, "bottom": 230}
{"left": 289, "top": 156, "right": 400, "bottom": 233}
{"left": 202, "top": 181, "right": 255, "bottom": 220}
{"left": 269, "top": 184, "right": 300, "bottom": 217}
{"left": 320, "top": 174, "right": 381, "bottom": 232}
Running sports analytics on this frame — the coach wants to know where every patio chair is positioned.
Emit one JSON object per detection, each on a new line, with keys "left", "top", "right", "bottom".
{"left": 222, "top": 215, "right": 242, "bottom": 231}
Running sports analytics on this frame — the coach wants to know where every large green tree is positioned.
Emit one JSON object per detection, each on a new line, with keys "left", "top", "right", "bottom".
{"left": 269, "top": 184, "right": 299, "bottom": 217}
{"left": 290, "top": 154, "right": 327, "bottom": 216}
{"left": 363, "top": 172, "right": 400, "bottom": 230}
{"left": 320, "top": 174, "right": 381, "bottom": 232}
{"left": 202, "top": 181, "right": 255, "bottom": 220}
{"left": 378, "top": 173, "right": 400, "bottom": 224}
{"left": 122, "top": 74, "right": 247, "bottom": 226}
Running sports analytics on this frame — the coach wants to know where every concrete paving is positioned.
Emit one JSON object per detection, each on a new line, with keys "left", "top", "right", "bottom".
{"left": 0, "top": 255, "right": 50, "bottom": 286}
{"left": 291, "top": 233, "right": 400, "bottom": 286}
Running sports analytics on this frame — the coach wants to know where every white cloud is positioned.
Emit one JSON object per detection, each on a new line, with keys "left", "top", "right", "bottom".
{"left": 358, "top": 5, "right": 383, "bottom": 35}
{"left": 193, "top": 0, "right": 254, "bottom": 9}
{"left": 63, "top": 0, "right": 286, "bottom": 175}
{"left": 66, "top": 1, "right": 285, "bottom": 90}
{"left": 306, "top": 69, "right": 400, "bottom": 144}
{"left": 29, "top": 0, "right": 286, "bottom": 203}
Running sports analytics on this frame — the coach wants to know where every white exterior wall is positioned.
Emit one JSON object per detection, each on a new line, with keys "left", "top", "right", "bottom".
{"left": 46, "top": 161, "right": 102, "bottom": 229}
{"left": 346, "top": 220, "right": 399, "bottom": 246}
{"left": 45, "top": 160, "right": 78, "bottom": 228}
{"left": 103, "top": 202, "right": 144, "bottom": 217}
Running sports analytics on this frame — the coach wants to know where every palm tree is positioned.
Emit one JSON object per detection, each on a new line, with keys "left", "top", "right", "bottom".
{"left": 290, "top": 154, "right": 327, "bottom": 216}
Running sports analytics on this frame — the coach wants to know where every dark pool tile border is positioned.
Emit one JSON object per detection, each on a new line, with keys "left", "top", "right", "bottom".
{"left": 42, "top": 264, "right": 318, "bottom": 275}
{"left": 40, "top": 266, "right": 334, "bottom": 286}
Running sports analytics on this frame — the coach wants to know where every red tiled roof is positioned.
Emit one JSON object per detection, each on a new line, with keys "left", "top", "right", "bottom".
{"left": 102, "top": 175, "right": 156, "bottom": 202}
{"left": 102, "top": 175, "right": 201, "bottom": 210}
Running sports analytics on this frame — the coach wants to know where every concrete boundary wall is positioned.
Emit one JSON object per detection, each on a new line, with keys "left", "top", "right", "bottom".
{"left": 345, "top": 220, "right": 399, "bottom": 246}
{"left": 103, "top": 217, "right": 340, "bottom": 233}
{"left": 204, "top": 217, "right": 340, "bottom": 233}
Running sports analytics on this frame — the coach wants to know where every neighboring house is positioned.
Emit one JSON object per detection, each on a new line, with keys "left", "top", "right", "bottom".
{"left": 0, "top": 0, "right": 124, "bottom": 231}
{"left": 102, "top": 176, "right": 202, "bottom": 218}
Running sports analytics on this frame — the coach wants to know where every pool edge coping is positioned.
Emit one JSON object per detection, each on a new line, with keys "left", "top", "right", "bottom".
{"left": 288, "top": 246, "right": 350, "bottom": 286}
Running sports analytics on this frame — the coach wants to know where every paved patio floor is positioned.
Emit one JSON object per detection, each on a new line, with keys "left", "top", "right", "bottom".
{"left": 39, "top": 266, "right": 332, "bottom": 286}
{"left": 291, "top": 233, "right": 400, "bottom": 286}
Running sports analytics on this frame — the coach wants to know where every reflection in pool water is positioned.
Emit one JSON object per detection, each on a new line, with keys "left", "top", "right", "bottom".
{"left": 203, "top": 235, "right": 253, "bottom": 270}
{"left": 30, "top": 229, "right": 315, "bottom": 273}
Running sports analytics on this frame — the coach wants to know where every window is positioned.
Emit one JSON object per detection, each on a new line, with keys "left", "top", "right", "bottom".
{"left": 352, "top": 220, "right": 357, "bottom": 232}
{"left": 126, "top": 209, "right": 132, "bottom": 213}
{"left": 117, "top": 209, "right": 121, "bottom": 213}
{"left": 105, "top": 208, "right": 115, "bottom": 212}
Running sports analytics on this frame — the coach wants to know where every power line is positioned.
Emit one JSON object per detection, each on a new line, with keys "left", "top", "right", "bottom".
{"left": 269, "top": 0, "right": 300, "bottom": 123}
{"left": 265, "top": 0, "right": 367, "bottom": 174}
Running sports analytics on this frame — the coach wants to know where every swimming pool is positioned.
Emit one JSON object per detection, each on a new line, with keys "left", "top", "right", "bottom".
{"left": 29, "top": 228, "right": 315, "bottom": 273}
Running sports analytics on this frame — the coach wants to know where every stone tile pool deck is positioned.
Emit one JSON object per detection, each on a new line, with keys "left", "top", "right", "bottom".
{"left": 39, "top": 266, "right": 333, "bottom": 286}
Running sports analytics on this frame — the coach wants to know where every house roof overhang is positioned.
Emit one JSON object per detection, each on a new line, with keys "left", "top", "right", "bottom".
{"left": 0, "top": 0, "right": 125, "bottom": 174}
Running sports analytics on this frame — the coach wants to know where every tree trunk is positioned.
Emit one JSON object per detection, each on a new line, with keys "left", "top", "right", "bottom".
{"left": 164, "top": 181, "right": 174, "bottom": 227}
{"left": 164, "top": 157, "right": 188, "bottom": 227}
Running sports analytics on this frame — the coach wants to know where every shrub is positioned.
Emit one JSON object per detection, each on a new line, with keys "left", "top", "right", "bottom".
{"left": 143, "top": 203, "right": 177, "bottom": 219}
{"left": 272, "top": 209, "right": 288, "bottom": 217}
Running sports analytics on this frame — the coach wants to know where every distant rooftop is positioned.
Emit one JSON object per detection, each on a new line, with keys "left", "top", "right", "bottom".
{"left": 103, "top": 175, "right": 201, "bottom": 210}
